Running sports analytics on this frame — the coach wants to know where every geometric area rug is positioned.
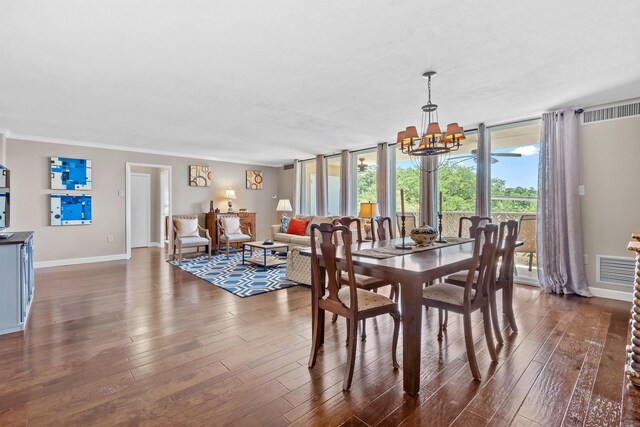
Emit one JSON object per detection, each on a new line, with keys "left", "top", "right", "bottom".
{"left": 168, "top": 252, "right": 299, "bottom": 298}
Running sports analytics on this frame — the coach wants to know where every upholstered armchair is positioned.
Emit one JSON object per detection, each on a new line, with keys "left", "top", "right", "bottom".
{"left": 217, "top": 214, "right": 253, "bottom": 259}
{"left": 172, "top": 215, "right": 211, "bottom": 263}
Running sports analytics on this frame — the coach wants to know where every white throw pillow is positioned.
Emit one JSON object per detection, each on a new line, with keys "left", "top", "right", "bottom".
{"left": 222, "top": 217, "right": 242, "bottom": 235}
{"left": 175, "top": 218, "right": 199, "bottom": 237}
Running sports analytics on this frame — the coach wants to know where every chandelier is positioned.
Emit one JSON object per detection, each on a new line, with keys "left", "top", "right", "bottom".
{"left": 397, "top": 71, "right": 466, "bottom": 172}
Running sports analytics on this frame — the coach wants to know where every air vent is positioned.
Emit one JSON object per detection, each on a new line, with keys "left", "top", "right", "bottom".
{"left": 583, "top": 101, "right": 640, "bottom": 124}
{"left": 283, "top": 164, "right": 294, "bottom": 170}
{"left": 596, "top": 255, "right": 635, "bottom": 286}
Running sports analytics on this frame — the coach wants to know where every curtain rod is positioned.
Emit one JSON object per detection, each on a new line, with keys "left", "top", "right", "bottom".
{"left": 295, "top": 111, "right": 583, "bottom": 163}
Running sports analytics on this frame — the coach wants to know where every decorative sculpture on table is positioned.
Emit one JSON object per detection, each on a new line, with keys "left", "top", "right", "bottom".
{"left": 51, "top": 157, "right": 92, "bottom": 190}
{"left": 410, "top": 224, "right": 437, "bottom": 247}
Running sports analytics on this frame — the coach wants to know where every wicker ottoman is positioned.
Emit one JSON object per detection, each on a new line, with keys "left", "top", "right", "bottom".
{"left": 286, "top": 246, "right": 311, "bottom": 286}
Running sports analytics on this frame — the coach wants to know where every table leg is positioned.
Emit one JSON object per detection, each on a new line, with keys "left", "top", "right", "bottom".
{"left": 242, "top": 245, "right": 245, "bottom": 265}
{"left": 400, "top": 279, "right": 423, "bottom": 396}
{"left": 263, "top": 249, "right": 267, "bottom": 271}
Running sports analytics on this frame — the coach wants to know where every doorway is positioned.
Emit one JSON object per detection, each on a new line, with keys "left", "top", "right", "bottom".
{"left": 130, "top": 173, "right": 150, "bottom": 248}
{"left": 126, "top": 163, "right": 172, "bottom": 259}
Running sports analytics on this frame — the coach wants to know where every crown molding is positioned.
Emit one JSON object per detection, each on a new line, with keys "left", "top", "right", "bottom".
{"left": 6, "top": 131, "right": 284, "bottom": 167}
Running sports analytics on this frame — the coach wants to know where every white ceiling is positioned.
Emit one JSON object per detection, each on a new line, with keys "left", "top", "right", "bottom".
{"left": 1, "top": 1, "right": 640, "bottom": 166}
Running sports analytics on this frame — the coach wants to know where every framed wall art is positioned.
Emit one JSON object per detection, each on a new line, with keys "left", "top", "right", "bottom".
{"left": 189, "top": 165, "right": 212, "bottom": 187}
{"left": 51, "top": 157, "right": 92, "bottom": 190}
{"left": 246, "top": 170, "right": 263, "bottom": 190}
{"left": 51, "top": 194, "right": 92, "bottom": 226}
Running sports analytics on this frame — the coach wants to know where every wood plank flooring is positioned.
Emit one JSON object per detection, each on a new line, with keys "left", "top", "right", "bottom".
{"left": 0, "top": 248, "right": 636, "bottom": 426}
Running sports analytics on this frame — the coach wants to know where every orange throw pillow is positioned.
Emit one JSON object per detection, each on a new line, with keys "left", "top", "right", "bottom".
{"left": 287, "top": 218, "right": 309, "bottom": 236}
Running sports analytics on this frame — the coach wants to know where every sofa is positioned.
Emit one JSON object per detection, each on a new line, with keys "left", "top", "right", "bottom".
{"left": 270, "top": 215, "right": 368, "bottom": 248}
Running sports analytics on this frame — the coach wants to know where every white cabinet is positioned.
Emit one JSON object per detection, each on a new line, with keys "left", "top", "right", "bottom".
{"left": 0, "top": 232, "right": 34, "bottom": 335}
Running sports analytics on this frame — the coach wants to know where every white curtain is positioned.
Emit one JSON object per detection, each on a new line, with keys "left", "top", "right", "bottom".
{"left": 537, "top": 110, "right": 591, "bottom": 296}
{"left": 292, "top": 160, "right": 301, "bottom": 215}
{"left": 315, "top": 155, "right": 327, "bottom": 216}
{"left": 376, "top": 143, "right": 390, "bottom": 218}
{"left": 339, "top": 149, "right": 350, "bottom": 216}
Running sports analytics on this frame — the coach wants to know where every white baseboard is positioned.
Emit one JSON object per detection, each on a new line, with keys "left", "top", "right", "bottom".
{"left": 149, "top": 242, "right": 163, "bottom": 248}
{"left": 589, "top": 286, "right": 632, "bottom": 302}
{"left": 35, "top": 254, "right": 129, "bottom": 269}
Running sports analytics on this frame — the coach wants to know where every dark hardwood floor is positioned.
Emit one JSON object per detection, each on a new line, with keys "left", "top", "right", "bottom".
{"left": 0, "top": 248, "right": 635, "bottom": 426}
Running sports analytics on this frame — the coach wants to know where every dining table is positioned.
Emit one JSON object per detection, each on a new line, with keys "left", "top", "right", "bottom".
{"left": 299, "top": 237, "right": 478, "bottom": 396}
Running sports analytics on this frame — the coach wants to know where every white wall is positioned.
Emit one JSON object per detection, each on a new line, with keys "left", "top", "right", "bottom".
{"left": 5, "top": 138, "right": 280, "bottom": 263}
{"left": 578, "top": 115, "right": 640, "bottom": 293}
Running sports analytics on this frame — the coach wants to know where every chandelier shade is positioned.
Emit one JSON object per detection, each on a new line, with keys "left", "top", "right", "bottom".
{"left": 397, "top": 71, "right": 468, "bottom": 172}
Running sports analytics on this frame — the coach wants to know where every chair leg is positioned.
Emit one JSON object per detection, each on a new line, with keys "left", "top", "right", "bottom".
{"left": 391, "top": 311, "right": 400, "bottom": 369}
{"left": 226, "top": 240, "right": 230, "bottom": 259}
{"left": 361, "top": 319, "right": 367, "bottom": 341}
{"left": 208, "top": 243, "right": 211, "bottom": 260}
{"left": 482, "top": 305, "right": 498, "bottom": 362}
{"left": 345, "top": 318, "right": 350, "bottom": 345}
{"left": 343, "top": 317, "right": 358, "bottom": 391}
{"left": 503, "top": 284, "right": 518, "bottom": 332}
{"left": 178, "top": 243, "right": 183, "bottom": 263}
{"left": 308, "top": 308, "right": 324, "bottom": 368}
{"left": 443, "top": 310, "right": 448, "bottom": 329}
{"left": 332, "top": 313, "right": 338, "bottom": 324}
{"left": 437, "top": 309, "right": 444, "bottom": 341}
{"left": 490, "top": 288, "right": 503, "bottom": 344}
{"left": 528, "top": 252, "right": 533, "bottom": 271}
{"left": 463, "top": 311, "right": 481, "bottom": 380}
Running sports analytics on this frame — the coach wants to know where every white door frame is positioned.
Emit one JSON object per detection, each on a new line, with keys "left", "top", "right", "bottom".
{"left": 130, "top": 172, "right": 151, "bottom": 248}
{"left": 160, "top": 169, "right": 170, "bottom": 243}
{"left": 126, "top": 163, "right": 172, "bottom": 259}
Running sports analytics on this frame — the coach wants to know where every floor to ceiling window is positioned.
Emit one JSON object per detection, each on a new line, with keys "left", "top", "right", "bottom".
{"left": 395, "top": 149, "right": 420, "bottom": 232}
{"left": 300, "top": 160, "right": 316, "bottom": 215}
{"left": 437, "top": 130, "right": 478, "bottom": 237}
{"left": 489, "top": 120, "right": 541, "bottom": 284}
{"left": 326, "top": 155, "right": 341, "bottom": 216}
{"left": 353, "top": 149, "right": 377, "bottom": 216}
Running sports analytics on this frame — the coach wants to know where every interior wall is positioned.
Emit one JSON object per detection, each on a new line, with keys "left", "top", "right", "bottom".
{"left": 277, "top": 167, "right": 294, "bottom": 208}
{"left": 578, "top": 115, "right": 640, "bottom": 293}
{"left": 5, "top": 138, "right": 280, "bottom": 263}
{"left": 130, "top": 166, "right": 161, "bottom": 244}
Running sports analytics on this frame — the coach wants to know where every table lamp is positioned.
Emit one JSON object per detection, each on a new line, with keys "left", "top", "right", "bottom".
{"left": 224, "top": 188, "right": 237, "bottom": 212}
{"left": 276, "top": 199, "right": 292, "bottom": 218}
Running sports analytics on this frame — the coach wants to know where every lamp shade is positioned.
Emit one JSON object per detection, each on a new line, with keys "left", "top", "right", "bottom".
{"left": 424, "top": 122, "right": 443, "bottom": 139}
{"left": 403, "top": 126, "right": 420, "bottom": 143}
{"left": 224, "top": 189, "right": 237, "bottom": 200}
{"left": 445, "top": 123, "right": 464, "bottom": 138}
{"left": 358, "top": 202, "right": 378, "bottom": 218}
{"left": 276, "top": 199, "right": 292, "bottom": 212}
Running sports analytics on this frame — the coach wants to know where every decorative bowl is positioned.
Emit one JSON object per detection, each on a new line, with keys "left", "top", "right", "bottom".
{"left": 410, "top": 224, "right": 437, "bottom": 247}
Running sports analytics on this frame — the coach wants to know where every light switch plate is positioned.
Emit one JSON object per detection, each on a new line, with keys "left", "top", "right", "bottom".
{"left": 578, "top": 185, "right": 585, "bottom": 196}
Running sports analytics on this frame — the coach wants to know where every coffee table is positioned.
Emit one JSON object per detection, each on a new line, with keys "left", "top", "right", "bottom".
{"left": 242, "top": 241, "right": 289, "bottom": 271}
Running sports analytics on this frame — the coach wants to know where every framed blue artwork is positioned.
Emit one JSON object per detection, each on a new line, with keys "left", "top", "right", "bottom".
{"left": 50, "top": 194, "right": 92, "bottom": 226}
{"left": 51, "top": 157, "right": 92, "bottom": 190}
{"left": 0, "top": 192, "right": 7, "bottom": 228}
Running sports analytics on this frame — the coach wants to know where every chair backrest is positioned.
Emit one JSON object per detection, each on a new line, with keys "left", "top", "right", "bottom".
{"left": 217, "top": 213, "right": 240, "bottom": 235}
{"left": 465, "top": 224, "right": 499, "bottom": 302}
{"left": 458, "top": 216, "right": 492, "bottom": 238}
{"left": 172, "top": 214, "right": 199, "bottom": 242}
{"left": 396, "top": 212, "right": 417, "bottom": 236}
{"left": 497, "top": 220, "right": 518, "bottom": 285}
{"left": 333, "top": 217, "right": 363, "bottom": 243}
{"left": 310, "top": 223, "right": 358, "bottom": 313}
{"left": 516, "top": 214, "right": 537, "bottom": 253}
{"left": 374, "top": 216, "right": 394, "bottom": 241}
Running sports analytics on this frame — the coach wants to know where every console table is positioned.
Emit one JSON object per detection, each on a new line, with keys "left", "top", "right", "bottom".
{"left": 0, "top": 232, "right": 35, "bottom": 335}
{"left": 205, "top": 212, "right": 257, "bottom": 248}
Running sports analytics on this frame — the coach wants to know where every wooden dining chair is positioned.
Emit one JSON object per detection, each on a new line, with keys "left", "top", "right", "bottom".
{"left": 374, "top": 216, "right": 394, "bottom": 241}
{"left": 422, "top": 224, "right": 499, "bottom": 380}
{"left": 458, "top": 215, "right": 492, "bottom": 238}
{"left": 308, "top": 223, "right": 401, "bottom": 391}
{"left": 445, "top": 221, "right": 519, "bottom": 344}
{"left": 331, "top": 217, "right": 399, "bottom": 340}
